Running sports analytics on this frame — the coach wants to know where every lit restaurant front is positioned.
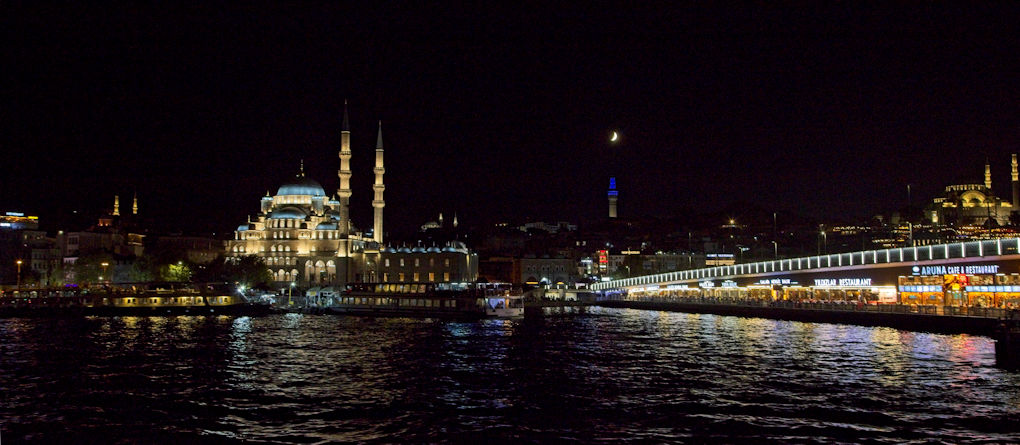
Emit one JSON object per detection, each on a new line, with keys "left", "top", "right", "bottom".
{"left": 898, "top": 263, "right": 1020, "bottom": 308}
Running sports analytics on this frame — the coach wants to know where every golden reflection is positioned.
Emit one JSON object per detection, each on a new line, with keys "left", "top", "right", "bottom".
{"left": 149, "top": 316, "right": 168, "bottom": 334}
{"left": 122, "top": 316, "right": 139, "bottom": 330}
{"left": 173, "top": 315, "right": 198, "bottom": 336}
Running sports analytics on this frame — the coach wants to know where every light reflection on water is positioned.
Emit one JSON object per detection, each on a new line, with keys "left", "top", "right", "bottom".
{"left": 1, "top": 307, "right": 1018, "bottom": 443}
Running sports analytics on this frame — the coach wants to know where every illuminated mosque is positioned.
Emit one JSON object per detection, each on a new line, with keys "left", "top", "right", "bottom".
{"left": 226, "top": 104, "right": 477, "bottom": 287}
{"left": 929, "top": 155, "right": 1018, "bottom": 226}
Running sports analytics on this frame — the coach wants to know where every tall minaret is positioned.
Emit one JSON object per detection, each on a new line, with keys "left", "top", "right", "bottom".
{"left": 1012, "top": 154, "right": 1018, "bottom": 209}
{"left": 113, "top": 195, "right": 120, "bottom": 216}
{"left": 985, "top": 160, "right": 992, "bottom": 189}
{"left": 372, "top": 120, "right": 385, "bottom": 244}
{"left": 608, "top": 177, "right": 618, "bottom": 218}
{"left": 132, "top": 192, "right": 138, "bottom": 215}
{"left": 337, "top": 100, "right": 353, "bottom": 236}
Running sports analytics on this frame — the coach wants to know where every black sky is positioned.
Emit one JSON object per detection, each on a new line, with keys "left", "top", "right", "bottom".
{"left": 3, "top": 4, "right": 1020, "bottom": 236}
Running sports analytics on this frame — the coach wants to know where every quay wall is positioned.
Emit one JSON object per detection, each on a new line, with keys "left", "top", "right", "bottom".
{"left": 597, "top": 300, "right": 1005, "bottom": 337}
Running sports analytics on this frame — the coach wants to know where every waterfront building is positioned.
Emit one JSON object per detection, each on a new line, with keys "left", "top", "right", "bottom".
{"left": 226, "top": 104, "right": 478, "bottom": 287}
{"left": 519, "top": 256, "right": 578, "bottom": 285}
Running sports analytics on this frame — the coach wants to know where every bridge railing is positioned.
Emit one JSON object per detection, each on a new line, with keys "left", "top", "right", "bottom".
{"left": 592, "top": 238, "right": 1020, "bottom": 291}
{"left": 597, "top": 294, "right": 1017, "bottom": 319}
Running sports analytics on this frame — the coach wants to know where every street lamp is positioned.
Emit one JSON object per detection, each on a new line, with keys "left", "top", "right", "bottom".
{"left": 772, "top": 240, "right": 778, "bottom": 259}
{"left": 289, "top": 281, "right": 295, "bottom": 305}
{"left": 101, "top": 262, "right": 109, "bottom": 285}
{"left": 16, "top": 259, "right": 23, "bottom": 290}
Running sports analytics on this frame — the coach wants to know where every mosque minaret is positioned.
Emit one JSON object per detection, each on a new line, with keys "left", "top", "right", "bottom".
{"left": 1012, "top": 154, "right": 1018, "bottom": 209}
{"left": 338, "top": 100, "right": 353, "bottom": 238}
{"left": 372, "top": 120, "right": 385, "bottom": 244}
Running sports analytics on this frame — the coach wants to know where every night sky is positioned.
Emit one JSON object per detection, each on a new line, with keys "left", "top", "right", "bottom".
{"left": 4, "top": 5, "right": 1020, "bottom": 236}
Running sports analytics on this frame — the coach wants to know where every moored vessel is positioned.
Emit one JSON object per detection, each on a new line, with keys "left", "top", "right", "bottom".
{"left": 319, "top": 282, "right": 524, "bottom": 319}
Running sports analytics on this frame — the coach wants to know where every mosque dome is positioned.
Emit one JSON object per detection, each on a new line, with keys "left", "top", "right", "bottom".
{"left": 270, "top": 206, "right": 308, "bottom": 219}
{"left": 444, "top": 241, "right": 469, "bottom": 253}
{"left": 237, "top": 224, "right": 250, "bottom": 232}
{"left": 315, "top": 222, "right": 338, "bottom": 230}
{"left": 276, "top": 176, "right": 326, "bottom": 196}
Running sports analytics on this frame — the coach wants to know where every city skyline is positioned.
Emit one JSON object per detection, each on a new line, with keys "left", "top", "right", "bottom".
{"left": 4, "top": 5, "right": 1020, "bottom": 235}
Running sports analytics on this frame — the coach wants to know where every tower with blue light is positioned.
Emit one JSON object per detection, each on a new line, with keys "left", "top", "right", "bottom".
{"left": 608, "top": 177, "right": 618, "bottom": 218}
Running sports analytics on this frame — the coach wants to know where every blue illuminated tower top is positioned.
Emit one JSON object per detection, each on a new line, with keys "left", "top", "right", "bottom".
{"left": 608, "top": 177, "right": 618, "bottom": 218}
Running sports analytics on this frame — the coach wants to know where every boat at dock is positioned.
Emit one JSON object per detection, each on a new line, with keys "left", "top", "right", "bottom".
{"left": 0, "top": 286, "right": 270, "bottom": 317}
{"left": 313, "top": 282, "right": 524, "bottom": 319}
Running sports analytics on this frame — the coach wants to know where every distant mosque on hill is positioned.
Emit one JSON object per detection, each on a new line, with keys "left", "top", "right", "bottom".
{"left": 226, "top": 103, "right": 477, "bottom": 287}
{"left": 928, "top": 155, "right": 1019, "bottom": 227}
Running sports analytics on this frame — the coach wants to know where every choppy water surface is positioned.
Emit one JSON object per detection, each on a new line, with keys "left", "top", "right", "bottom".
{"left": 2, "top": 307, "right": 1019, "bottom": 443}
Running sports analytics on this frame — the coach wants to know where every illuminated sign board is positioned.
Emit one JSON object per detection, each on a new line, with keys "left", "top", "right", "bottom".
{"left": 699, "top": 281, "right": 715, "bottom": 288}
{"left": 758, "top": 278, "right": 794, "bottom": 285}
{"left": 814, "top": 278, "right": 873, "bottom": 287}
{"left": 912, "top": 265, "right": 999, "bottom": 276}
{"left": 5, "top": 212, "right": 24, "bottom": 216}
{"left": 721, "top": 280, "right": 738, "bottom": 288}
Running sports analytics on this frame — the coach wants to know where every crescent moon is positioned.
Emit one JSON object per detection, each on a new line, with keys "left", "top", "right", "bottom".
{"left": 610, "top": 131, "right": 618, "bottom": 142}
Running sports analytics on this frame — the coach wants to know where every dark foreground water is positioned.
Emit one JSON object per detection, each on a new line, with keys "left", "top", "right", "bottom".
{"left": 2, "top": 307, "right": 1019, "bottom": 444}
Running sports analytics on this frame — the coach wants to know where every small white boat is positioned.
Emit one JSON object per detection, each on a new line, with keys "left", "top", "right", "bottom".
{"left": 483, "top": 291, "right": 524, "bottom": 318}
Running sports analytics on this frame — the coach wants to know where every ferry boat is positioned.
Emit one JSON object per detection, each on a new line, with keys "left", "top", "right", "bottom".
{"left": 0, "top": 285, "right": 270, "bottom": 317}
{"left": 317, "top": 282, "right": 524, "bottom": 319}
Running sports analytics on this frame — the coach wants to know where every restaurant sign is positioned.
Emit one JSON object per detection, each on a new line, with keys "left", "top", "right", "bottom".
{"left": 814, "top": 278, "right": 873, "bottom": 287}
{"left": 912, "top": 264, "right": 999, "bottom": 276}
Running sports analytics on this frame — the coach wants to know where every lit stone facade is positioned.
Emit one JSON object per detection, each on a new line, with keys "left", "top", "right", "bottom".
{"left": 227, "top": 173, "right": 361, "bottom": 285}
{"left": 226, "top": 107, "right": 478, "bottom": 287}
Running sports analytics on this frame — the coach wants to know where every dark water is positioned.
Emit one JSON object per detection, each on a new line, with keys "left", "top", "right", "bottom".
{"left": 2, "top": 307, "right": 1019, "bottom": 444}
